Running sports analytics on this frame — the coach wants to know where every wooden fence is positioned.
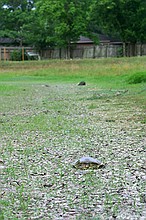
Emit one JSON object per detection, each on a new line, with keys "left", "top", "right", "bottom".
{"left": 0, "top": 44, "right": 146, "bottom": 61}
{"left": 0, "top": 47, "right": 35, "bottom": 61}
{"left": 41, "top": 44, "right": 146, "bottom": 59}
{"left": 41, "top": 45, "right": 122, "bottom": 59}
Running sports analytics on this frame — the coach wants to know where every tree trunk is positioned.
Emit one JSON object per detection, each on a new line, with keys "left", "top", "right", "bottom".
{"left": 59, "top": 48, "right": 61, "bottom": 59}
{"left": 0, "top": 48, "right": 1, "bottom": 61}
{"left": 93, "top": 46, "right": 96, "bottom": 59}
{"left": 130, "top": 43, "right": 136, "bottom": 56}
{"left": 140, "top": 44, "right": 143, "bottom": 56}
{"left": 127, "top": 43, "right": 130, "bottom": 56}
{"left": 66, "top": 41, "right": 71, "bottom": 59}
{"left": 123, "top": 42, "right": 126, "bottom": 57}
{"left": 105, "top": 45, "right": 108, "bottom": 58}
{"left": 126, "top": 43, "right": 137, "bottom": 57}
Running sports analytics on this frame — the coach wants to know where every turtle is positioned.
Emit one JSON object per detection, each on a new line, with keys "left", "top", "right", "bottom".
{"left": 72, "top": 156, "right": 104, "bottom": 170}
{"left": 78, "top": 81, "right": 86, "bottom": 86}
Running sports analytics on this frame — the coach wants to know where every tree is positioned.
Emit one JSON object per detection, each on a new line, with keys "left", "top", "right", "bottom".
{"left": 93, "top": 0, "right": 146, "bottom": 56}
{"left": 0, "top": 0, "right": 36, "bottom": 45}
{"left": 0, "top": 0, "right": 34, "bottom": 11}
{"left": 36, "top": 0, "right": 93, "bottom": 58}
{"left": 22, "top": 10, "right": 53, "bottom": 51}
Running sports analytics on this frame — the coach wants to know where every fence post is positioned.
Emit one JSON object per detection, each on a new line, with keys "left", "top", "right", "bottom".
{"left": 0, "top": 47, "right": 1, "bottom": 61}
{"left": 93, "top": 46, "right": 96, "bottom": 59}
{"left": 22, "top": 47, "right": 24, "bottom": 61}
{"left": 105, "top": 45, "right": 108, "bottom": 58}
{"left": 140, "top": 44, "right": 143, "bottom": 56}
{"left": 4, "top": 47, "right": 6, "bottom": 61}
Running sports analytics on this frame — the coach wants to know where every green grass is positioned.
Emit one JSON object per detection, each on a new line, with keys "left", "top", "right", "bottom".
{"left": 0, "top": 57, "right": 146, "bottom": 219}
{"left": 127, "top": 71, "right": 146, "bottom": 84}
{"left": 0, "top": 56, "right": 146, "bottom": 87}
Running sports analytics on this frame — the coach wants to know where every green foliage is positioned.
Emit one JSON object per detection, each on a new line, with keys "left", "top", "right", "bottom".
{"left": 36, "top": 0, "right": 94, "bottom": 56}
{"left": 0, "top": 0, "right": 146, "bottom": 54}
{"left": 127, "top": 72, "right": 146, "bottom": 84}
{"left": 93, "top": 0, "right": 146, "bottom": 46}
{"left": 10, "top": 50, "right": 22, "bottom": 61}
{"left": 0, "top": 0, "right": 36, "bottom": 45}
{"left": 0, "top": 210, "right": 4, "bottom": 220}
{"left": 117, "top": 46, "right": 123, "bottom": 57}
{"left": 10, "top": 49, "right": 27, "bottom": 61}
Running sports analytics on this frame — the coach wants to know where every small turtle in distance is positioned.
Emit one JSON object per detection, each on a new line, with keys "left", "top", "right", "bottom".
{"left": 78, "top": 81, "right": 86, "bottom": 86}
{"left": 73, "top": 156, "right": 104, "bottom": 170}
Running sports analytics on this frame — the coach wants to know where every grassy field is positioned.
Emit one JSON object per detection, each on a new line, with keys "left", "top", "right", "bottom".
{"left": 0, "top": 57, "right": 146, "bottom": 219}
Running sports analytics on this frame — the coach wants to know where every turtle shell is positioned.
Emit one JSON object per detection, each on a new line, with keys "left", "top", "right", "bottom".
{"left": 73, "top": 156, "right": 104, "bottom": 169}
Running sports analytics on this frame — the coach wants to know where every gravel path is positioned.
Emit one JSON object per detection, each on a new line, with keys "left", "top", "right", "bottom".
{"left": 0, "top": 82, "right": 146, "bottom": 219}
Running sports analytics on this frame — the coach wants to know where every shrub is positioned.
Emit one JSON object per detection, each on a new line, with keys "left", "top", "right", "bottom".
{"left": 127, "top": 72, "right": 146, "bottom": 84}
{"left": 10, "top": 49, "right": 28, "bottom": 61}
{"left": 117, "top": 46, "right": 123, "bottom": 57}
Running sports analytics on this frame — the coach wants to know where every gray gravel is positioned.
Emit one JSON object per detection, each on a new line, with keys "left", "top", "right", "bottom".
{"left": 0, "top": 83, "right": 146, "bottom": 220}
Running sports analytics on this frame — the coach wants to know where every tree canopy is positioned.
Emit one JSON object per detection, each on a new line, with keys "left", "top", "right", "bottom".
{"left": 0, "top": 0, "right": 146, "bottom": 56}
{"left": 0, "top": 0, "right": 36, "bottom": 45}
{"left": 35, "top": 0, "right": 93, "bottom": 57}
{"left": 93, "top": 0, "right": 146, "bottom": 44}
